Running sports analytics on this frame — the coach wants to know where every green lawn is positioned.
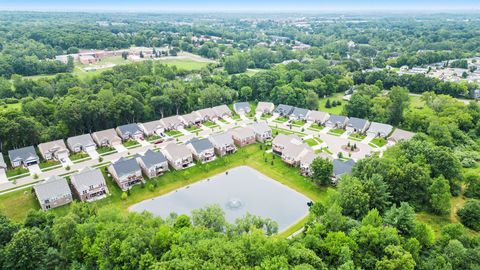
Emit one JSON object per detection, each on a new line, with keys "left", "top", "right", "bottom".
{"left": 146, "top": 135, "right": 162, "bottom": 142}
{"left": 348, "top": 133, "right": 366, "bottom": 141}
{"left": 218, "top": 119, "right": 229, "bottom": 124}
{"left": 231, "top": 115, "right": 241, "bottom": 121}
{"left": 271, "top": 127, "right": 307, "bottom": 137}
{"left": 202, "top": 121, "right": 218, "bottom": 128}
{"left": 156, "top": 59, "right": 211, "bottom": 71}
{"left": 184, "top": 125, "right": 201, "bottom": 132}
{"left": 6, "top": 167, "right": 29, "bottom": 178}
{"left": 328, "top": 128, "right": 345, "bottom": 136}
{"left": 123, "top": 140, "right": 141, "bottom": 149}
{"left": 318, "top": 92, "right": 346, "bottom": 114}
{"left": 69, "top": 152, "right": 89, "bottom": 161}
{"left": 165, "top": 129, "right": 183, "bottom": 137}
{"left": 273, "top": 116, "right": 289, "bottom": 123}
{"left": 0, "top": 145, "right": 331, "bottom": 227}
{"left": 370, "top": 137, "right": 387, "bottom": 147}
{"left": 308, "top": 123, "right": 324, "bottom": 131}
{"left": 304, "top": 138, "right": 319, "bottom": 147}
{"left": 260, "top": 113, "right": 273, "bottom": 120}
{"left": 39, "top": 160, "right": 61, "bottom": 170}
{"left": 96, "top": 146, "right": 117, "bottom": 155}
{"left": 291, "top": 120, "right": 306, "bottom": 127}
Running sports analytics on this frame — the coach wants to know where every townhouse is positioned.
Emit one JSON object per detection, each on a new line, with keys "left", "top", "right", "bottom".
{"left": 70, "top": 167, "right": 109, "bottom": 202}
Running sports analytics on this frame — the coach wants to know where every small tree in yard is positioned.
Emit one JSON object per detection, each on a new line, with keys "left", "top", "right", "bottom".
{"left": 121, "top": 192, "right": 128, "bottom": 200}
{"left": 310, "top": 157, "right": 333, "bottom": 186}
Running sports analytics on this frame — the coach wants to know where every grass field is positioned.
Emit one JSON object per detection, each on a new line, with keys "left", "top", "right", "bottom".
{"left": 165, "top": 130, "right": 183, "bottom": 137}
{"left": 370, "top": 137, "right": 387, "bottom": 147}
{"left": 318, "top": 92, "right": 346, "bottom": 114}
{"left": 273, "top": 116, "right": 289, "bottom": 123}
{"left": 0, "top": 145, "right": 331, "bottom": 229}
{"left": 348, "top": 133, "right": 366, "bottom": 141}
{"left": 157, "top": 58, "right": 211, "bottom": 70}
{"left": 304, "top": 138, "right": 319, "bottom": 147}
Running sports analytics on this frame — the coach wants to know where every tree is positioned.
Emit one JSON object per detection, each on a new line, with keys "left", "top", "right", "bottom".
{"left": 310, "top": 157, "right": 333, "bottom": 185}
{"left": 383, "top": 203, "right": 416, "bottom": 237}
{"left": 191, "top": 204, "right": 226, "bottom": 232}
{"left": 344, "top": 93, "right": 372, "bottom": 118}
{"left": 387, "top": 86, "right": 409, "bottom": 125}
{"left": 1, "top": 228, "right": 49, "bottom": 270}
{"left": 428, "top": 176, "right": 451, "bottom": 215}
{"left": 0, "top": 214, "right": 18, "bottom": 248}
{"left": 337, "top": 176, "right": 370, "bottom": 219}
{"left": 362, "top": 174, "right": 392, "bottom": 214}
{"left": 464, "top": 173, "right": 480, "bottom": 199}
{"left": 457, "top": 200, "right": 480, "bottom": 231}
{"left": 375, "top": 245, "right": 416, "bottom": 270}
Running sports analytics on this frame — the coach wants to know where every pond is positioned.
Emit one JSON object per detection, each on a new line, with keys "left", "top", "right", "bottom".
{"left": 130, "top": 166, "right": 311, "bottom": 231}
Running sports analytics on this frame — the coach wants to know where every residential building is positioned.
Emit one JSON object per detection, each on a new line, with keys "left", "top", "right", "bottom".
{"left": 37, "top": 140, "right": 69, "bottom": 161}
{"left": 139, "top": 120, "right": 165, "bottom": 137}
{"left": 345, "top": 117, "right": 370, "bottom": 134}
{"left": 281, "top": 143, "right": 313, "bottom": 166}
{"left": 273, "top": 104, "right": 294, "bottom": 117}
{"left": 367, "top": 122, "right": 393, "bottom": 138}
{"left": 289, "top": 107, "right": 309, "bottom": 121}
{"left": 70, "top": 167, "right": 109, "bottom": 202}
{"left": 116, "top": 123, "right": 144, "bottom": 141}
{"left": 231, "top": 127, "right": 256, "bottom": 147}
{"left": 300, "top": 151, "right": 331, "bottom": 176}
{"left": 181, "top": 112, "right": 203, "bottom": 126}
{"left": 8, "top": 146, "right": 40, "bottom": 167}
{"left": 212, "top": 105, "right": 232, "bottom": 119}
{"left": 92, "top": 128, "right": 122, "bottom": 147}
{"left": 256, "top": 102, "right": 275, "bottom": 115}
{"left": 186, "top": 138, "right": 216, "bottom": 163}
{"left": 162, "top": 143, "right": 194, "bottom": 170}
{"left": 0, "top": 155, "right": 6, "bottom": 170}
{"left": 233, "top": 102, "right": 251, "bottom": 115}
{"left": 196, "top": 108, "right": 218, "bottom": 121}
{"left": 250, "top": 121, "right": 272, "bottom": 142}
{"left": 136, "top": 149, "right": 169, "bottom": 178}
{"left": 67, "top": 134, "right": 96, "bottom": 153}
{"left": 325, "top": 114, "right": 349, "bottom": 129}
{"left": 272, "top": 134, "right": 303, "bottom": 155}
{"left": 388, "top": 128, "right": 415, "bottom": 143}
{"left": 160, "top": 115, "right": 184, "bottom": 131}
{"left": 108, "top": 157, "right": 143, "bottom": 190}
{"left": 34, "top": 175, "right": 72, "bottom": 210}
{"left": 306, "top": 110, "right": 330, "bottom": 124}
{"left": 209, "top": 132, "right": 237, "bottom": 156}
{"left": 332, "top": 159, "right": 356, "bottom": 184}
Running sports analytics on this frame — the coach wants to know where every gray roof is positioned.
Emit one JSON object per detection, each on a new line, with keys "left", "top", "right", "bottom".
{"left": 333, "top": 159, "right": 356, "bottom": 176}
{"left": 273, "top": 104, "right": 294, "bottom": 115}
{"left": 347, "top": 117, "right": 369, "bottom": 131}
{"left": 212, "top": 105, "right": 232, "bottom": 116}
{"left": 160, "top": 115, "right": 183, "bottom": 128}
{"left": 140, "top": 120, "right": 164, "bottom": 134}
{"left": 117, "top": 123, "right": 142, "bottom": 136}
{"left": 111, "top": 157, "right": 141, "bottom": 177}
{"left": 67, "top": 134, "right": 95, "bottom": 148}
{"left": 197, "top": 108, "right": 217, "bottom": 119}
{"left": 290, "top": 107, "right": 309, "bottom": 118}
{"left": 233, "top": 102, "right": 251, "bottom": 113}
{"left": 272, "top": 134, "right": 303, "bottom": 147}
{"left": 209, "top": 132, "right": 234, "bottom": 147}
{"left": 389, "top": 128, "right": 415, "bottom": 142}
{"left": 368, "top": 122, "right": 393, "bottom": 136}
{"left": 34, "top": 175, "right": 71, "bottom": 201}
{"left": 250, "top": 121, "right": 271, "bottom": 134}
{"left": 38, "top": 140, "right": 68, "bottom": 154}
{"left": 92, "top": 129, "right": 121, "bottom": 144}
{"left": 256, "top": 102, "right": 274, "bottom": 112}
{"left": 8, "top": 146, "right": 39, "bottom": 163}
{"left": 137, "top": 149, "right": 167, "bottom": 168}
{"left": 306, "top": 110, "right": 329, "bottom": 123}
{"left": 71, "top": 167, "right": 106, "bottom": 193}
{"left": 188, "top": 138, "right": 214, "bottom": 153}
{"left": 163, "top": 143, "right": 192, "bottom": 160}
{"left": 328, "top": 114, "right": 348, "bottom": 125}
{"left": 181, "top": 112, "right": 202, "bottom": 124}
{"left": 231, "top": 126, "right": 255, "bottom": 140}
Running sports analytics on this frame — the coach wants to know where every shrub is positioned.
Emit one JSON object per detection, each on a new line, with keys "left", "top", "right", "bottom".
{"left": 121, "top": 192, "right": 128, "bottom": 200}
{"left": 457, "top": 200, "right": 480, "bottom": 231}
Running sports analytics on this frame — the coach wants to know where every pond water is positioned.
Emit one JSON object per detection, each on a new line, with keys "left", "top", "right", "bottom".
{"left": 130, "top": 166, "right": 311, "bottom": 231}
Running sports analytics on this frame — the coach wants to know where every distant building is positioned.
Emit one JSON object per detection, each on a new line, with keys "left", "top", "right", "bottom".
{"left": 34, "top": 176, "right": 72, "bottom": 210}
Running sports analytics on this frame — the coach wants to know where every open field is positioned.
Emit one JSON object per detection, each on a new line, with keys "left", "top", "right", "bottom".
{"left": 318, "top": 92, "right": 346, "bottom": 114}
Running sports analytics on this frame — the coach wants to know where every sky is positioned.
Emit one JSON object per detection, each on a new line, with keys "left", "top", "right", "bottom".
{"left": 0, "top": 0, "right": 479, "bottom": 12}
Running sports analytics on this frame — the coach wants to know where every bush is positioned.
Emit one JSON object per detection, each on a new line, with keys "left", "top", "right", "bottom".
{"left": 457, "top": 200, "right": 480, "bottom": 231}
{"left": 121, "top": 192, "right": 128, "bottom": 200}
{"left": 147, "top": 183, "right": 154, "bottom": 192}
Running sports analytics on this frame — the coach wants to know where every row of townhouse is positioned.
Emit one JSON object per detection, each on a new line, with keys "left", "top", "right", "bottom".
{"left": 271, "top": 134, "right": 356, "bottom": 183}
{"left": 269, "top": 103, "right": 416, "bottom": 140}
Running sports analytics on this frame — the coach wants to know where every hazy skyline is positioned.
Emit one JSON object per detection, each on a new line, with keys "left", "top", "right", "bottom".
{"left": 1, "top": 0, "right": 479, "bottom": 12}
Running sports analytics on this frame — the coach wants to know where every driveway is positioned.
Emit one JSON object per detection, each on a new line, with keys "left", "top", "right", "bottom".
{"left": 28, "top": 164, "right": 41, "bottom": 175}
{"left": 86, "top": 149, "right": 99, "bottom": 160}
{"left": 0, "top": 169, "right": 7, "bottom": 184}
{"left": 113, "top": 144, "right": 128, "bottom": 153}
